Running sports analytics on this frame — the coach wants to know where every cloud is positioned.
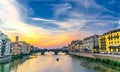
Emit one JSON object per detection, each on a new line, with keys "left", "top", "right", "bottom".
{"left": 52, "top": 0, "right": 120, "bottom": 33}
{"left": 0, "top": 0, "right": 82, "bottom": 48}
{"left": 118, "top": 20, "right": 120, "bottom": 28}
{"left": 0, "top": 0, "right": 119, "bottom": 48}
{"left": 31, "top": 17, "right": 86, "bottom": 32}
{"left": 28, "top": 0, "right": 120, "bottom": 36}
{"left": 32, "top": 18, "right": 55, "bottom": 22}
{"left": 53, "top": 3, "right": 72, "bottom": 18}
{"left": 0, "top": 0, "right": 50, "bottom": 47}
{"left": 31, "top": 0, "right": 120, "bottom": 47}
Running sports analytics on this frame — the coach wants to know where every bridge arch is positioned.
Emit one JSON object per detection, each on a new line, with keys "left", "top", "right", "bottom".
{"left": 39, "top": 49, "right": 68, "bottom": 55}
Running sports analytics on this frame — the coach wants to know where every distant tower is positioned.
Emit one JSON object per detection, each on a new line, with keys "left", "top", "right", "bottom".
{"left": 15, "top": 36, "right": 19, "bottom": 43}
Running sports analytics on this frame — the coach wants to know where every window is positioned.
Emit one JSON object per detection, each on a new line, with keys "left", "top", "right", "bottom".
{"left": 111, "top": 42, "right": 113, "bottom": 44}
{"left": 118, "top": 41, "right": 119, "bottom": 43}
{"left": 117, "top": 33, "right": 119, "bottom": 39}
{"left": 108, "top": 36, "right": 110, "bottom": 40}
{"left": 114, "top": 37, "right": 116, "bottom": 40}
{"left": 114, "top": 34, "right": 116, "bottom": 38}
{"left": 117, "top": 33, "right": 119, "bottom": 36}
{"left": 118, "top": 48, "right": 120, "bottom": 52}
{"left": 111, "top": 36, "right": 113, "bottom": 40}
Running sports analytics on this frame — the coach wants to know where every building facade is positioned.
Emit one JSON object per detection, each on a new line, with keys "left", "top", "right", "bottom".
{"left": 83, "top": 35, "right": 99, "bottom": 52}
{"left": 79, "top": 40, "right": 84, "bottom": 52}
{"left": 11, "top": 42, "right": 21, "bottom": 55}
{"left": 4, "top": 38, "right": 11, "bottom": 56}
{"left": 0, "top": 31, "right": 11, "bottom": 57}
{"left": 11, "top": 36, "right": 31, "bottom": 55}
{"left": 74, "top": 40, "right": 83, "bottom": 52}
{"left": 67, "top": 40, "right": 76, "bottom": 52}
{"left": 18, "top": 41, "right": 31, "bottom": 54}
{"left": 67, "top": 40, "right": 83, "bottom": 52}
{"left": 11, "top": 36, "right": 20, "bottom": 55}
{"left": 99, "top": 29, "right": 120, "bottom": 54}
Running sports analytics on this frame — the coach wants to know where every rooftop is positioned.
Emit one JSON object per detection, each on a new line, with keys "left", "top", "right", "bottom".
{"left": 103, "top": 28, "right": 120, "bottom": 35}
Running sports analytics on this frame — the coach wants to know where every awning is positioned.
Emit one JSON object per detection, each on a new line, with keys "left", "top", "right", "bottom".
{"left": 109, "top": 46, "right": 116, "bottom": 49}
{"left": 117, "top": 45, "right": 120, "bottom": 48}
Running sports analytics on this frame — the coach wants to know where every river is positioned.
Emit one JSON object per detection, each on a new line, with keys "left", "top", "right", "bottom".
{"left": 0, "top": 52, "right": 118, "bottom": 72}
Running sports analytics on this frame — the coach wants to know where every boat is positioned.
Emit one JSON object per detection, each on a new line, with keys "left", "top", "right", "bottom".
{"left": 56, "top": 58, "right": 59, "bottom": 61}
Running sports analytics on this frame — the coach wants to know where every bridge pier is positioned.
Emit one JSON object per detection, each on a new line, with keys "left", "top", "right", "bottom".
{"left": 54, "top": 51, "right": 58, "bottom": 55}
{"left": 41, "top": 52, "right": 45, "bottom": 55}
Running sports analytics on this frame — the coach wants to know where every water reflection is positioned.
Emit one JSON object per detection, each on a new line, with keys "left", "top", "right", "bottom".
{"left": 0, "top": 56, "right": 28, "bottom": 72}
{"left": 0, "top": 52, "right": 119, "bottom": 72}
{"left": 0, "top": 63, "right": 10, "bottom": 72}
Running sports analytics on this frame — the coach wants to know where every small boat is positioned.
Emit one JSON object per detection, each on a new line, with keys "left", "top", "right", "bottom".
{"left": 56, "top": 58, "right": 59, "bottom": 61}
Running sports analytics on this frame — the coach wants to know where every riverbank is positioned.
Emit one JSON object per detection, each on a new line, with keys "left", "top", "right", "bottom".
{"left": 0, "top": 56, "right": 11, "bottom": 64}
{"left": 11, "top": 53, "right": 30, "bottom": 60}
{"left": 69, "top": 52, "right": 120, "bottom": 61}
{"left": 0, "top": 52, "right": 39, "bottom": 64}
{"left": 69, "top": 52, "right": 120, "bottom": 71}
{"left": 0, "top": 54, "right": 29, "bottom": 64}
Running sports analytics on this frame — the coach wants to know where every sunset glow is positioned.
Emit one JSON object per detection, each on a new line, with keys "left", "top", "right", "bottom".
{"left": 0, "top": 0, "right": 120, "bottom": 48}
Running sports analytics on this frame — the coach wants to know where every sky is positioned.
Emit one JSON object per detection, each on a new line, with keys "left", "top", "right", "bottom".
{"left": 0, "top": 0, "right": 120, "bottom": 48}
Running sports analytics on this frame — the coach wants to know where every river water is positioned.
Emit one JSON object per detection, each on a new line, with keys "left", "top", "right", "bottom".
{"left": 0, "top": 52, "right": 118, "bottom": 72}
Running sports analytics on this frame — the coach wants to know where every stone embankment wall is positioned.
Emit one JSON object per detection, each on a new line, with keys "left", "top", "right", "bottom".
{"left": 69, "top": 52, "right": 120, "bottom": 61}
{"left": 0, "top": 56, "right": 11, "bottom": 63}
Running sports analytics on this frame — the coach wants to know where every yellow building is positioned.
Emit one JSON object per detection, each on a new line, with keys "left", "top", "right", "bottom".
{"left": 99, "top": 29, "right": 120, "bottom": 54}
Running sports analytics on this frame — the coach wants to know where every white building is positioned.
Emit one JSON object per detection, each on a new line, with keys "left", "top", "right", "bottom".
{"left": 18, "top": 41, "right": 31, "bottom": 54}
{"left": 4, "top": 39, "right": 11, "bottom": 56}
{"left": 0, "top": 31, "right": 11, "bottom": 57}
{"left": 83, "top": 34, "right": 99, "bottom": 52}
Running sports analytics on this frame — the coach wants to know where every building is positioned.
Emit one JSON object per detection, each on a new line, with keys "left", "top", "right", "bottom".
{"left": 0, "top": 31, "right": 11, "bottom": 57}
{"left": 69, "top": 40, "right": 79, "bottom": 52}
{"left": 74, "top": 40, "right": 83, "bottom": 52}
{"left": 83, "top": 35, "right": 99, "bottom": 53}
{"left": 11, "top": 36, "right": 20, "bottom": 55}
{"left": 99, "top": 29, "right": 120, "bottom": 54}
{"left": 30, "top": 45, "right": 35, "bottom": 53}
{"left": 79, "top": 40, "right": 84, "bottom": 52}
{"left": 62, "top": 46, "right": 68, "bottom": 51}
{"left": 67, "top": 40, "right": 75, "bottom": 52}
{"left": 11, "top": 36, "right": 31, "bottom": 55}
{"left": 67, "top": 40, "right": 83, "bottom": 52}
{"left": 11, "top": 42, "right": 21, "bottom": 55}
{"left": 18, "top": 41, "right": 31, "bottom": 54}
{"left": 4, "top": 38, "right": 11, "bottom": 56}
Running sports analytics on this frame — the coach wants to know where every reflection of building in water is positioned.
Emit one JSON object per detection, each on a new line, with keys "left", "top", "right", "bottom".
{"left": 10, "top": 56, "right": 29, "bottom": 72}
{"left": 0, "top": 63, "right": 11, "bottom": 72}
{"left": 10, "top": 60, "right": 19, "bottom": 72}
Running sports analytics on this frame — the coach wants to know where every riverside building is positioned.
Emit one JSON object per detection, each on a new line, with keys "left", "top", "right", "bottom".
{"left": 83, "top": 35, "right": 99, "bottom": 53}
{"left": 0, "top": 31, "right": 11, "bottom": 57}
{"left": 99, "top": 29, "right": 120, "bottom": 54}
{"left": 11, "top": 36, "right": 31, "bottom": 55}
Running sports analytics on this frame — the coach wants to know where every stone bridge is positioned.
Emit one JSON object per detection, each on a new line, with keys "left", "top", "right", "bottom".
{"left": 39, "top": 49, "right": 68, "bottom": 55}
